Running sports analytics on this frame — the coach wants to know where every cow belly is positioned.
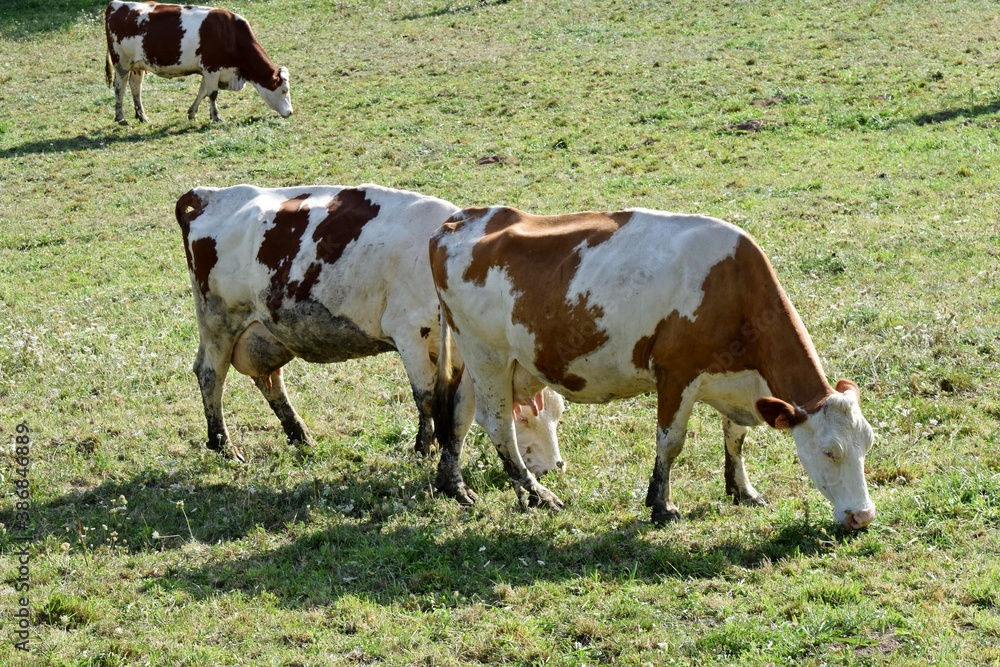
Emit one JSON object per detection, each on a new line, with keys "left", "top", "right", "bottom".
{"left": 261, "top": 299, "right": 396, "bottom": 363}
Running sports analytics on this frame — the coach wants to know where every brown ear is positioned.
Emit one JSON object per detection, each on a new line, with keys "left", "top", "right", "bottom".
{"left": 835, "top": 378, "right": 859, "bottom": 398}
{"left": 756, "top": 397, "right": 807, "bottom": 430}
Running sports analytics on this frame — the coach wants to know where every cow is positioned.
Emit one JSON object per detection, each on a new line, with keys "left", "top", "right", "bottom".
{"left": 105, "top": 1, "right": 292, "bottom": 124}
{"left": 430, "top": 206, "right": 877, "bottom": 529}
{"left": 174, "top": 184, "right": 565, "bottom": 504}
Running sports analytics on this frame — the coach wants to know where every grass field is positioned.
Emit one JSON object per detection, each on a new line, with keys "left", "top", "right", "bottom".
{"left": 2, "top": 0, "right": 1000, "bottom": 664}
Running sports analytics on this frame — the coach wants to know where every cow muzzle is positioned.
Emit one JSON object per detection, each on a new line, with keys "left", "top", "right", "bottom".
{"left": 845, "top": 507, "right": 876, "bottom": 530}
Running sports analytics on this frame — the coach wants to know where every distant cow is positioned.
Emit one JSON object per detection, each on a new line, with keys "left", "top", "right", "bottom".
{"left": 430, "top": 206, "right": 877, "bottom": 529}
{"left": 105, "top": 1, "right": 292, "bottom": 124}
{"left": 175, "top": 184, "right": 564, "bottom": 503}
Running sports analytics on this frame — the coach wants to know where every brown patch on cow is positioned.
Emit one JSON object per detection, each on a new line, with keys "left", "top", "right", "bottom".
{"left": 257, "top": 190, "right": 380, "bottom": 320}
{"left": 175, "top": 189, "right": 210, "bottom": 293}
{"left": 258, "top": 194, "right": 312, "bottom": 317}
{"left": 105, "top": 3, "right": 144, "bottom": 66}
{"left": 313, "top": 188, "right": 381, "bottom": 265}
{"left": 420, "top": 327, "right": 432, "bottom": 339}
{"left": 197, "top": 9, "right": 282, "bottom": 88}
{"left": 106, "top": 3, "right": 144, "bottom": 42}
{"left": 190, "top": 237, "right": 218, "bottom": 300}
{"left": 143, "top": 4, "right": 185, "bottom": 68}
{"left": 461, "top": 207, "right": 633, "bottom": 392}
{"left": 629, "top": 236, "right": 831, "bottom": 427}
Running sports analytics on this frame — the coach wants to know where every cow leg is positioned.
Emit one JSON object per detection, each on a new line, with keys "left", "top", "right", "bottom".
{"left": 645, "top": 377, "right": 699, "bottom": 525}
{"left": 189, "top": 72, "right": 222, "bottom": 121}
{"left": 112, "top": 67, "right": 130, "bottom": 125}
{"left": 723, "top": 418, "right": 766, "bottom": 507}
{"left": 128, "top": 70, "right": 149, "bottom": 123}
{"left": 231, "top": 321, "right": 312, "bottom": 451}
{"left": 433, "top": 368, "right": 477, "bottom": 505}
{"left": 474, "top": 368, "right": 563, "bottom": 512}
{"left": 252, "top": 370, "right": 316, "bottom": 453}
{"left": 189, "top": 74, "right": 214, "bottom": 120}
{"left": 208, "top": 90, "right": 222, "bottom": 122}
{"left": 192, "top": 340, "right": 245, "bottom": 463}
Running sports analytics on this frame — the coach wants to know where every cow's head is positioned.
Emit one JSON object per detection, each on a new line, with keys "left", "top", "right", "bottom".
{"left": 513, "top": 387, "right": 566, "bottom": 477}
{"left": 757, "top": 379, "right": 875, "bottom": 530}
{"left": 255, "top": 66, "right": 292, "bottom": 118}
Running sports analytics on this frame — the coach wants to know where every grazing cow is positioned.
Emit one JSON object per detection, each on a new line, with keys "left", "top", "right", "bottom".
{"left": 105, "top": 1, "right": 292, "bottom": 124}
{"left": 174, "top": 184, "right": 565, "bottom": 503}
{"left": 430, "top": 206, "right": 877, "bottom": 529}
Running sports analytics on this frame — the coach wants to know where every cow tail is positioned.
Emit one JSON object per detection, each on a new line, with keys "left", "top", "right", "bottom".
{"left": 105, "top": 51, "right": 114, "bottom": 88}
{"left": 432, "top": 306, "right": 465, "bottom": 450}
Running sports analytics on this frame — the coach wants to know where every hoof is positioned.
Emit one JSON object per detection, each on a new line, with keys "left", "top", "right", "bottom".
{"left": 520, "top": 481, "right": 564, "bottom": 512}
{"left": 206, "top": 439, "right": 245, "bottom": 463}
{"left": 115, "top": 118, "right": 128, "bottom": 126}
{"left": 650, "top": 505, "right": 681, "bottom": 525}
{"left": 732, "top": 492, "right": 767, "bottom": 508}
{"left": 437, "top": 480, "right": 479, "bottom": 506}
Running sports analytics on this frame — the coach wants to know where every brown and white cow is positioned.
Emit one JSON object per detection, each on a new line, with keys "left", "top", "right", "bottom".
{"left": 105, "top": 1, "right": 292, "bottom": 124}
{"left": 430, "top": 206, "right": 877, "bottom": 529}
{"left": 175, "top": 184, "right": 564, "bottom": 503}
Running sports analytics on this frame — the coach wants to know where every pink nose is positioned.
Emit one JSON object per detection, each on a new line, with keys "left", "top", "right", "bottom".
{"left": 846, "top": 507, "right": 876, "bottom": 529}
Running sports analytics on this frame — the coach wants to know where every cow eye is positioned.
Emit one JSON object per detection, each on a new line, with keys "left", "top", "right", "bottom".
{"left": 823, "top": 450, "right": 837, "bottom": 461}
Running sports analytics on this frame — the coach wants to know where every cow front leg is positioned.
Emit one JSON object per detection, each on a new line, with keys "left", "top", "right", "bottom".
{"left": 207, "top": 90, "right": 222, "bottom": 122}
{"left": 476, "top": 379, "right": 563, "bottom": 512}
{"left": 646, "top": 377, "right": 698, "bottom": 524}
{"left": 253, "top": 369, "right": 315, "bottom": 454}
{"left": 193, "top": 342, "right": 244, "bottom": 462}
{"left": 128, "top": 69, "right": 149, "bottom": 122}
{"left": 723, "top": 418, "right": 766, "bottom": 507}
{"left": 113, "top": 68, "right": 130, "bottom": 125}
{"left": 188, "top": 75, "right": 214, "bottom": 120}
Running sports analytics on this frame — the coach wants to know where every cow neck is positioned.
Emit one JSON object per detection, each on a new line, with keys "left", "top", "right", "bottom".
{"left": 739, "top": 240, "right": 832, "bottom": 414}
{"left": 240, "top": 42, "right": 280, "bottom": 90}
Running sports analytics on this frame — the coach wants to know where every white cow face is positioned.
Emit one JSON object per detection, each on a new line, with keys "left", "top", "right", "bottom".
{"left": 513, "top": 387, "right": 566, "bottom": 477}
{"left": 759, "top": 381, "right": 875, "bottom": 529}
{"left": 255, "top": 67, "right": 292, "bottom": 118}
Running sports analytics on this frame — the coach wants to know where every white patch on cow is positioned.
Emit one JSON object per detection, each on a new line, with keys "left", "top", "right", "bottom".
{"left": 697, "top": 370, "right": 772, "bottom": 426}
{"left": 554, "top": 211, "right": 744, "bottom": 400}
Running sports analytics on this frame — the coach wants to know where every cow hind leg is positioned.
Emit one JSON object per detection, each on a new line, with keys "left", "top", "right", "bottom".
{"left": 722, "top": 418, "right": 766, "bottom": 507}
{"left": 112, "top": 67, "right": 130, "bottom": 125}
{"left": 193, "top": 339, "right": 244, "bottom": 462}
{"left": 231, "top": 322, "right": 313, "bottom": 451}
{"left": 128, "top": 70, "right": 149, "bottom": 122}
{"left": 433, "top": 368, "right": 477, "bottom": 505}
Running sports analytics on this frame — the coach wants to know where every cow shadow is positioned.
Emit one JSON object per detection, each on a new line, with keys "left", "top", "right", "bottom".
{"left": 154, "top": 509, "right": 836, "bottom": 609}
{"left": 0, "top": 0, "right": 107, "bottom": 39}
{"left": 0, "top": 123, "right": 212, "bottom": 158}
{"left": 1, "top": 462, "right": 844, "bottom": 609}
{"left": 909, "top": 100, "right": 1000, "bottom": 126}
{"left": 395, "top": 0, "right": 512, "bottom": 21}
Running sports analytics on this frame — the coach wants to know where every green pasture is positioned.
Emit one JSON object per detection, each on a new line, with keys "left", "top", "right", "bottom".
{"left": 1, "top": 0, "right": 999, "bottom": 664}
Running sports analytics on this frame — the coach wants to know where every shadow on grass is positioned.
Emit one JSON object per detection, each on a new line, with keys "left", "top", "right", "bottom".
{"left": 0, "top": 123, "right": 211, "bottom": 158}
{"left": 0, "top": 0, "right": 107, "bottom": 39}
{"left": 909, "top": 100, "right": 1000, "bottom": 126}
{"left": 395, "top": 0, "right": 512, "bottom": 21}
{"left": 0, "top": 462, "right": 845, "bottom": 608}
{"left": 155, "top": 514, "right": 837, "bottom": 609}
